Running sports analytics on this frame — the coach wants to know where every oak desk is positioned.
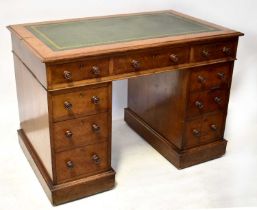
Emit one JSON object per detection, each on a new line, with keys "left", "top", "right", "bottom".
{"left": 8, "top": 10, "right": 243, "bottom": 205}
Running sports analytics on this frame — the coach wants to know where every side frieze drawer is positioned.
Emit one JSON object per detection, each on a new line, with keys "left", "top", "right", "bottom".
{"left": 190, "top": 63, "right": 232, "bottom": 92}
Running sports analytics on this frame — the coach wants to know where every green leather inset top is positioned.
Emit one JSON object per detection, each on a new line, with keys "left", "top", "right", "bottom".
{"left": 26, "top": 12, "right": 219, "bottom": 51}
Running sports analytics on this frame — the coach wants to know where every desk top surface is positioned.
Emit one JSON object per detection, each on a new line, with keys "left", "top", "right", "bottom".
{"left": 9, "top": 10, "right": 242, "bottom": 62}
{"left": 25, "top": 12, "right": 218, "bottom": 51}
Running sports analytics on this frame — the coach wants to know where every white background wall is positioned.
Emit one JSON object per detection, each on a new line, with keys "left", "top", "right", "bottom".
{"left": 0, "top": 1, "right": 257, "bottom": 209}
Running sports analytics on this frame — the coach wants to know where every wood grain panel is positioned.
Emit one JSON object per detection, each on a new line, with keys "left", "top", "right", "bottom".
{"left": 128, "top": 69, "right": 189, "bottom": 149}
{"left": 113, "top": 46, "right": 189, "bottom": 75}
{"left": 47, "top": 57, "right": 109, "bottom": 89}
{"left": 11, "top": 32, "right": 47, "bottom": 88}
{"left": 184, "top": 112, "right": 224, "bottom": 149}
{"left": 189, "top": 63, "right": 232, "bottom": 92}
{"left": 14, "top": 54, "right": 53, "bottom": 179}
{"left": 113, "top": 50, "right": 154, "bottom": 74}
{"left": 55, "top": 142, "right": 109, "bottom": 184}
{"left": 187, "top": 89, "right": 228, "bottom": 118}
{"left": 53, "top": 112, "right": 109, "bottom": 152}
{"left": 51, "top": 84, "right": 110, "bottom": 122}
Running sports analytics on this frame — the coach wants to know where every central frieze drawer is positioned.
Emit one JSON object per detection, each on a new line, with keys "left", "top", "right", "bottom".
{"left": 53, "top": 112, "right": 109, "bottom": 152}
{"left": 55, "top": 142, "right": 109, "bottom": 183}
{"left": 113, "top": 46, "right": 189, "bottom": 74}
{"left": 52, "top": 84, "right": 110, "bottom": 122}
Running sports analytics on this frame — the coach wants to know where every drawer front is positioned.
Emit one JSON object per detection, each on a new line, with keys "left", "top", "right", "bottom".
{"left": 52, "top": 85, "right": 109, "bottom": 122}
{"left": 192, "top": 40, "right": 237, "bottom": 62}
{"left": 55, "top": 142, "right": 109, "bottom": 183}
{"left": 200, "top": 112, "right": 224, "bottom": 143}
{"left": 154, "top": 46, "right": 189, "bottom": 68}
{"left": 48, "top": 58, "right": 109, "bottom": 86}
{"left": 113, "top": 47, "right": 189, "bottom": 74}
{"left": 113, "top": 51, "right": 154, "bottom": 74}
{"left": 184, "top": 112, "right": 224, "bottom": 149}
{"left": 187, "top": 89, "right": 228, "bottom": 118}
{"left": 53, "top": 112, "right": 109, "bottom": 152}
{"left": 190, "top": 63, "right": 232, "bottom": 92}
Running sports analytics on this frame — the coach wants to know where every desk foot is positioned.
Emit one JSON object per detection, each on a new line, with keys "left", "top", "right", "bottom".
{"left": 124, "top": 108, "right": 227, "bottom": 169}
{"left": 18, "top": 129, "right": 115, "bottom": 205}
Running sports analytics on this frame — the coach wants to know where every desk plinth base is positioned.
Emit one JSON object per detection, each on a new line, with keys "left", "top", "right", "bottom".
{"left": 124, "top": 108, "right": 227, "bottom": 169}
{"left": 18, "top": 129, "right": 115, "bottom": 205}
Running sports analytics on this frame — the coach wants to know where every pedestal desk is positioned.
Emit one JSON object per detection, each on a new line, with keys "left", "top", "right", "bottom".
{"left": 8, "top": 10, "right": 243, "bottom": 205}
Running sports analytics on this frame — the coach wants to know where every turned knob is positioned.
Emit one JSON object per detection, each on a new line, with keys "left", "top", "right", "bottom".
{"left": 210, "top": 124, "right": 217, "bottom": 131}
{"left": 66, "top": 160, "right": 74, "bottom": 168}
{"left": 92, "top": 123, "right": 100, "bottom": 132}
{"left": 170, "top": 54, "right": 179, "bottom": 63}
{"left": 91, "top": 96, "right": 100, "bottom": 104}
{"left": 195, "top": 101, "right": 204, "bottom": 109}
{"left": 64, "top": 101, "right": 72, "bottom": 110}
{"left": 223, "top": 47, "right": 231, "bottom": 56}
{"left": 192, "top": 129, "right": 201, "bottom": 137}
{"left": 202, "top": 49, "right": 210, "bottom": 58}
{"left": 92, "top": 66, "right": 100, "bottom": 76}
{"left": 217, "top": 72, "right": 225, "bottom": 80}
{"left": 198, "top": 75, "right": 206, "bottom": 84}
{"left": 131, "top": 59, "right": 140, "bottom": 70}
{"left": 214, "top": 96, "right": 222, "bottom": 105}
{"left": 63, "top": 71, "right": 72, "bottom": 81}
{"left": 65, "top": 130, "right": 73, "bottom": 138}
{"left": 92, "top": 154, "right": 100, "bottom": 164}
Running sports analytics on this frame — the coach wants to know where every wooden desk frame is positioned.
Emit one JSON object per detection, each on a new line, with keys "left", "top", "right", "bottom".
{"left": 8, "top": 10, "right": 243, "bottom": 205}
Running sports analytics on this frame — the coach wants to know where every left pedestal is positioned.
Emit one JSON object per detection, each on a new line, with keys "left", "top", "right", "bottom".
{"left": 13, "top": 53, "right": 115, "bottom": 205}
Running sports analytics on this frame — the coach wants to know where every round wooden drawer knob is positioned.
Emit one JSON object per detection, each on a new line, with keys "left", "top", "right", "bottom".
{"left": 66, "top": 160, "right": 74, "bottom": 168}
{"left": 170, "top": 54, "right": 179, "bottom": 63}
{"left": 223, "top": 47, "right": 231, "bottom": 56}
{"left": 214, "top": 96, "right": 222, "bottom": 105}
{"left": 92, "top": 154, "right": 101, "bottom": 164}
{"left": 210, "top": 124, "right": 217, "bottom": 131}
{"left": 131, "top": 59, "right": 140, "bottom": 70}
{"left": 202, "top": 49, "right": 210, "bottom": 58}
{"left": 92, "top": 66, "right": 100, "bottom": 76}
{"left": 91, "top": 96, "right": 100, "bottom": 104}
{"left": 64, "top": 70, "right": 72, "bottom": 81}
{"left": 65, "top": 130, "right": 73, "bottom": 138}
{"left": 92, "top": 123, "right": 100, "bottom": 132}
{"left": 198, "top": 75, "right": 206, "bottom": 84}
{"left": 195, "top": 101, "right": 204, "bottom": 109}
{"left": 193, "top": 129, "right": 201, "bottom": 137}
{"left": 64, "top": 101, "right": 72, "bottom": 110}
{"left": 217, "top": 72, "right": 225, "bottom": 80}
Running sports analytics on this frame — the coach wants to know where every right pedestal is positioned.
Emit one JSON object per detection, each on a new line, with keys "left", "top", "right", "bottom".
{"left": 125, "top": 62, "right": 233, "bottom": 168}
